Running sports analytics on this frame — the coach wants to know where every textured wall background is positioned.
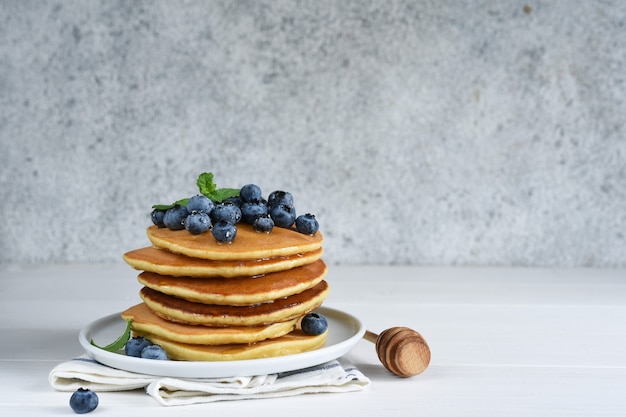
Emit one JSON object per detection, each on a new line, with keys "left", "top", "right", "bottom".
{"left": 1, "top": 0, "right": 625, "bottom": 267}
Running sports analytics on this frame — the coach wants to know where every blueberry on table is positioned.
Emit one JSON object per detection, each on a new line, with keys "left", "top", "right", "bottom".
{"left": 301, "top": 312, "right": 328, "bottom": 335}
{"left": 270, "top": 204, "right": 296, "bottom": 228}
{"left": 185, "top": 212, "right": 212, "bottom": 234}
{"left": 125, "top": 336, "right": 152, "bottom": 357}
{"left": 163, "top": 205, "right": 188, "bottom": 230}
{"left": 296, "top": 213, "right": 319, "bottom": 235}
{"left": 69, "top": 388, "right": 98, "bottom": 414}
{"left": 141, "top": 344, "right": 168, "bottom": 360}
{"left": 212, "top": 220, "right": 237, "bottom": 243}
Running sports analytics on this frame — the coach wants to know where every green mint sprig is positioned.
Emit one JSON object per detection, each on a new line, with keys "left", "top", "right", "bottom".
{"left": 151, "top": 172, "right": 240, "bottom": 210}
{"left": 90, "top": 319, "right": 132, "bottom": 352}
{"left": 152, "top": 198, "right": 190, "bottom": 211}
{"left": 196, "top": 172, "right": 240, "bottom": 203}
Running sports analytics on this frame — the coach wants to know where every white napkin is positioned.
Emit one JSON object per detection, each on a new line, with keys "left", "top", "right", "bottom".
{"left": 49, "top": 356, "right": 370, "bottom": 406}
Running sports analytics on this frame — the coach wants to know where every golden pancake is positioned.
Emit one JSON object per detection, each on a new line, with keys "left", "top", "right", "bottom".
{"left": 139, "top": 328, "right": 328, "bottom": 361}
{"left": 146, "top": 223, "right": 323, "bottom": 261}
{"left": 136, "top": 260, "right": 327, "bottom": 306}
{"left": 123, "top": 246, "right": 323, "bottom": 278}
{"left": 121, "top": 303, "right": 298, "bottom": 345}
{"left": 140, "top": 280, "right": 330, "bottom": 326}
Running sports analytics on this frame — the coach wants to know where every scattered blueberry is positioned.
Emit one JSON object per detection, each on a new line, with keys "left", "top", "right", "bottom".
{"left": 141, "top": 344, "right": 169, "bottom": 360}
{"left": 185, "top": 212, "right": 212, "bottom": 234}
{"left": 301, "top": 312, "right": 328, "bottom": 336}
{"left": 253, "top": 213, "right": 274, "bottom": 233}
{"left": 212, "top": 220, "right": 237, "bottom": 243}
{"left": 270, "top": 204, "right": 296, "bottom": 228}
{"left": 163, "top": 205, "right": 188, "bottom": 230}
{"left": 125, "top": 336, "right": 152, "bottom": 357}
{"left": 296, "top": 213, "right": 319, "bottom": 235}
{"left": 69, "top": 388, "right": 98, "bottom": 414}
{"left": 211, "top": 201, "right": 242, "bottom": 224}
{"left": 239, "top": 184, "right": 263, "bottom": 203}
{"left": 241, "top": 201, "right": 268, "bottom": 224}
{"left": 268, "top": 190, "right": 294, "bottom": 208}
{"left": 151, "top": 209, "right": 166, "bottom": 228}
{"left": 186, "top": 194, "right": 214, "bottom": 214}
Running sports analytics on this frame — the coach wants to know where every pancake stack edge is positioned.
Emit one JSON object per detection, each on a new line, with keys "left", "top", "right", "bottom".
{"left": 121, "top": 223, "right": 329, "bottom": 361}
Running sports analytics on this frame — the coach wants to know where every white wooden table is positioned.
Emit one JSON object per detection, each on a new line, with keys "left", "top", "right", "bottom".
{"left": 1, "top": 264, "right": 625, "bottom": 416}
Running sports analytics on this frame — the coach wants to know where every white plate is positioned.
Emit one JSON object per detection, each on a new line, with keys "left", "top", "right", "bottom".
{"left": 79, "top": 306, "right": 364, "bottom": 378}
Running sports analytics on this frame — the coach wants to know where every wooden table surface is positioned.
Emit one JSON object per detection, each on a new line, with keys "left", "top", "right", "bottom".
{"left": 1, "top": 264, "right": 625, "bottom": 416}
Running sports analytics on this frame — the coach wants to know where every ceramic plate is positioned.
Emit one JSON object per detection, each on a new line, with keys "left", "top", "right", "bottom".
{"left": 79, "top": 306, "right": 364, "bottom": 378}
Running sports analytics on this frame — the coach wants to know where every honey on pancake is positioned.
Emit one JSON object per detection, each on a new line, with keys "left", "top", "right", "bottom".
{"left": 123, "top": 246, "right": 323, "bottom": 277}
{"left": 140, "top": 280, "right": 330, "bottom": 326}
{"left": 122, "top": 303, "right": 299, "bottom": 345}
{"left": 136, "top": 259, "right": 327, "bottom": 305}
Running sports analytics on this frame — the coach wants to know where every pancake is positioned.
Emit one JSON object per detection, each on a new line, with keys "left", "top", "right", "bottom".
{"left": 121, "top": 303, "right": 299, "bottom": 345}
{"left": 123, "top": 246, "right": 323, "bottom": 278}
{"left": 140, "top": 328, "right": 328, "bottom": 361}
{"left": 140, "top": 280, "right": 330, "bottom": 326}
{"left": 136, "top": 260, "right": 327, "bottom": 306}
{"left": 146, "top": 223, "right": 323, "bottom": 261}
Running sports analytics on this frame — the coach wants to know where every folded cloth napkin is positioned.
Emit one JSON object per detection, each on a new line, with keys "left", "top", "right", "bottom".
{"left": 49, "top": 356, "right": 370, "bottom": 406}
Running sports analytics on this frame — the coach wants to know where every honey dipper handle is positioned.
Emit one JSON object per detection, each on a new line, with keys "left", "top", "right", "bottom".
{"left": 363, "top": 330, "right": 379, "bottom": 344}
{"left": 364, "top": 327, "right": 431, "bottom": 378}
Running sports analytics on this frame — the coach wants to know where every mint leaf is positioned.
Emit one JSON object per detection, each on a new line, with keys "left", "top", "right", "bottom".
{"left": 197, "top": 172, "right": 240, "bottom": 202}
{"left": 152, "top": 198, "right": 189, "bottom": 211}
{"left": 152, "top": 172, "right": 240, "bottom": 209}
{"left": 174, "top": 197, "right": 190, "bottom": 206}
{"left": 152, "top": 204, "right": 173, "bottom": 210}
{"left": 197, "top": 172, "right": 216, "bottom": 196}
{"left": 210, "top": 187, "right": 240, "bottom": 203}
{"left": 91, "top": 320, "right": 132, "bottom": 352}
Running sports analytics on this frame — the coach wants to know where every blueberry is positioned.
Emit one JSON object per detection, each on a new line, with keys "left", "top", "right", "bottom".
{"left": 268, "top": 190, "right": 294, "bottom": 208}
{"left": 296, "top": 213, "right": 319, "bottom": 235}
{"left": 125, "top": 336, "right": 152, "bottom": 357}
{"left": 69, "top": 388, "right": 98, "bottom": 414}
{"left": 224, "top": 196, "right": 243, "bottom": 208}
{"left": 185, "top": 212, "right": 212, "bottom": 234}
{"left": 212, "top": 220, "right": 237, "bottom": 243}
{"left": 270, "top": 204, "right": 296, "bottom": 228}
{"left": 186, "top": 194, "right": 214, "bottom": 214}
{"left": 241, "top": 201, "right": 268, "bottom": 224}
{"left": 141, "top": 344, "right": 168, "bottom": 360}
{"left": 240, "top": 184, "right": 263, "bottom": 203}
{"left": 301, "top": 313, "right": 328, "bottom": 336}
{"left": 253, "top": 213, "right": 274, "bottom": 233}
{"left": 163, "top": 205, "right": 188, "bottom": 230}
{"left": 211, "top": 201, "right": 242, "bottom": 224}
{"left": 151, "top": 209, "right": 166, "bottom": 228}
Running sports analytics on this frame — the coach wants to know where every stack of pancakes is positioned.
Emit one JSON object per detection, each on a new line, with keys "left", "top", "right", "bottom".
{"left": 121, "top": 223, "right": 329, "bottom": 361}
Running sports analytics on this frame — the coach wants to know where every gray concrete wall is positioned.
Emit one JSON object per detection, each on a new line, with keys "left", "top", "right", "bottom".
{"left": 1, "top": 0, "right": 625, "bottom": 267}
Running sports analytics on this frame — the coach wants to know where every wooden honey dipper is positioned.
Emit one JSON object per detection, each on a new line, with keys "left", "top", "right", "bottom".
{"left": 363, "top": 327, "right": 431, "bottom": 377}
